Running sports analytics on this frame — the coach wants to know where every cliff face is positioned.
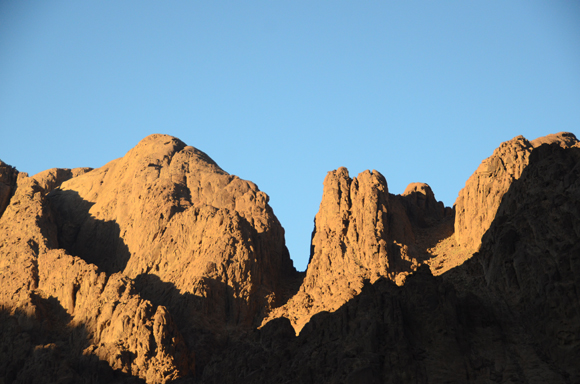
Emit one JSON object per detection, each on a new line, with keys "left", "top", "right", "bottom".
{"left": 0, "top": 159, "right": 19, "bottom": 218}
{"left": 201, "top": 137, "right": 580, "bottom": 384}
{"left": 48, "top": 135, "right": 297, "bottom": 333}
{"left": 478, "top": 143, "right": 580, "bottom": 380}
{"left": 264, "top": 167, "right": 452, "bottom": 332}
{"left": 454, "top": 132, "right": 578, "bottom": 252}
{"left": 1, "top": 132, "right": 579, "bottom": 383}
{"left": 0, "top": 167, "right": 190, "bottom": 383}
{"left": 0, "top": 134, "right": 297, "bottom": 383}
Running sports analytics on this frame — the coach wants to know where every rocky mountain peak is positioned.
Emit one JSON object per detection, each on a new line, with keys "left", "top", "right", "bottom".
{"left": 454, "top": 132, "right": 578, "bottom": 252}
{"left": 263, "top": 167, "right": 452, "bottom": 332}
{"left": 1, "top": 132, "right": 579, "bottom": 383}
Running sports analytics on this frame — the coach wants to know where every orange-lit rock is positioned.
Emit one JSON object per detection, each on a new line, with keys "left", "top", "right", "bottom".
{"left": 1, "top": 132, "right": 579, "bottom": 383}
{"left": 264, "top": 168, "right": 451, "bottom": 332}
{"left": 454, "top": 132, "right": 578, "bottom": 253}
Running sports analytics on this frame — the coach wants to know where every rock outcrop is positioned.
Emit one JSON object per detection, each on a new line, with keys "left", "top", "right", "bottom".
{"left": 0, "top": 159, "right": 19, "bottom": 218}
{"left": 31, "top": 167, "right": 93, "bottom": 193}
{"left": 399, "top": 182, "right": 450, "bottom": 227}
{"left": 0, "top": 174, "right": 189, "bottom": 383}
{"left": 46, "top": 134, "right": 298, "bottom": 372}
{"left": 477, "top": 142, "right": 580, "bottom": 381}
{"left": 200, "top": 136, "right": 580, "bottom": 384}
{"left": 204, "top": 264, "right": 573, "bottom": 384}
{"left": 0, "top": 134, "right": 299, "bottom": 381}
{"left": 264, "top": 168, "right": 452, "bottom": 332}
{"left": 38, "top": 249, "right": 191, "bottom": 382}
{"left": 1, "top": 131, "right": 579, "bottom": 383}
{"left": 454, "top": 132, "right": 578, "bottom": 252}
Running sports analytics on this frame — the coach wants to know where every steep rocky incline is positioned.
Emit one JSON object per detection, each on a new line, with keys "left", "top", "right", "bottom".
{"left": 31, "top": 167, "right": 93, "bottom": 193}
{"left": 204, "top": 265, "right": 572, "bottom": 384}
{"left": 1, "top": 134, "right": 298, "bottom": 382}
{"left": 264, "top": 167, "right": 452, "bottom": 332}
{"left": 454, "top": 132, "right": 578, "bottom": 253}
{"left": 0, "top": 174, "right": 189, "bottom": 383}
{"left": 1, "top": 132, "right": 579, "bottom": 383}
{"left": 0, "top": 159, "right": 19, "bottom": 218}
{"left": 201, "top": 136, "right": 580, "bottom": 384}
{"left": 49, "top": 135, "right": 297, "bottom": 330}
{"left": 46, "top": 134, "right": 299, "bottom": 373}
{"left": 477, "top": 142, "right": 580, "bottom": 381}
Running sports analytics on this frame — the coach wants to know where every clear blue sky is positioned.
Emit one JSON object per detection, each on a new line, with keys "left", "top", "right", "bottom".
{"left": 1, "top": 1, "right": 579, "bottom": 271}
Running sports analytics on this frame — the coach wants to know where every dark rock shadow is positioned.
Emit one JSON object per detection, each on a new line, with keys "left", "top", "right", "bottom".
{"left": 48, "top": 189, "right": 131, "bottom": 274}
{"left": 0, "top": 159, "right": 18, "bottom": 219}
{"left": 197, "top": 144, "right": 580, "bottom": 384}
{"left": 389, "top": 193, "right": 456, "bottom": 265}
{"left": 133, "top": 273, "right": 259, "bottom": 378}
{"left": 0, "top": 295, "right": 145, "bottom": 384}
{"left": 473, "top": 143, "right": 580, "bottom": 381}
{"left": 198, "top": 266, "right": 509, "bottom": 384}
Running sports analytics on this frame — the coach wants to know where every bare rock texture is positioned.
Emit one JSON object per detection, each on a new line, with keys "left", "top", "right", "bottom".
{"left": 201, "top": 140, "right": 580, "bottom": 384}
{"left": 0, "top": 300, "right": 147, "bottom": 384}
{"left": 0, "top": 178, "right": 190, "bottom": 383}
{"left": 49, "top": 135, "right": 295, "bottom": 325}
{"left": 0, "top": 177, "right": 53, "bottom": 308}
{"left": 32, "top": 167, "right": 93, "bottom": 194}
{"left": 38, "top": 250, "right": 190, "bottom": 383}
{"left": 400, "top": 182, "right": 451, "bottom": 227}
{"left": 454, "top": 132, "right": 578, "bottom": 253}
{"left": 478, "top": 143, "right": 580, "bottom": 381}
{"left": 0, "top": 160, "right": 19, "bottom": 219}
{"left": 264, "top": 168, "right": 451, "bottom": 332}
{"left": 2, "top": 132, "right": 579, "bottom": 383}
{"left": 47, "top": 134, "right": 298, "bottom": 372}
{"left": 203, "top": 266, "right": 570, "bottom": 384}
{"left": 0, "top": 172, "right": 190, "bottom": 383}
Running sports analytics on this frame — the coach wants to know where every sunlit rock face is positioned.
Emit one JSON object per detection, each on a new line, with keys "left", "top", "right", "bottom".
{"left": 50, "top": 135, "right": 296, "bottom": 324}
{"left": 454, "top": 132, "right": 578, "bottom": 253}
{"left": 0, "top": 134, "right": 298, "bottom": 382}
{"left": 1, "top": 132, "right": 579, "bottom": 383}
{"left": 0, "top": 175, "right": 189, "bottom": 383}
{"left": 47, "top": 134, "right": 299, "bottom": 372}
{"left": 263, "top": 167, "right": 452, "bottom": 333}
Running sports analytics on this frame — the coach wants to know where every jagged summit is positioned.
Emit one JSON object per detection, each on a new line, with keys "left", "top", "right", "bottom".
{"left": 0, "top": 134, "right": 298, "bottom": 382}
{"left": 263, "top": 166, "right": 453, "bottom": 332}
{"left": 0, "top": 132, "right": 578, "bottom": 383}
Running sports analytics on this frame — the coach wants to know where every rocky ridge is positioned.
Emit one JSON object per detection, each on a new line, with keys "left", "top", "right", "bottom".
{"left": 0, "top": 132, "right": 578, "bottom": 383}
{"left": 454, "top": 132, "right": 578, "bottom": 253}
{"left": 263, "top": 167, "right": 452, "bottom": 332}
{"left": 0, "top": 171, "right": 189, "bottom": 383}
{"left": 201, "top": 134, "right": 580, "bottom": 383}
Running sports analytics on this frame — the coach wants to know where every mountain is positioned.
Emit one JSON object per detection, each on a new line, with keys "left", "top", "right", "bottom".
{"left": 0, "top": 132, "right": 578, "bottom": 383}
{"left": 263, "top": 168, "right": 452, "bottom": 332}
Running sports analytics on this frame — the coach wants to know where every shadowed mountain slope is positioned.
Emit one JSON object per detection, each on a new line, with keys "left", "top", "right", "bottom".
{"left": 263, "top": 167, "right": 452, "bottom": 332}
{"left": 199, "top": 139, "right": 580, "bottom": 384}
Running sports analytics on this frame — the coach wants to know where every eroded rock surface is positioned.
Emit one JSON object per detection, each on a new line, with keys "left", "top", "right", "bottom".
{"left": 0, "top": 173, "right": 189, "bottom": 383}
{"left": 0, "top": 160, "right": 19, "bottom": 219}
{"left": 454, "top": 132, "right": 578, "bottom": 253}
{"left": 264, "top": 168, "right": 451, "bottom": 332}
{"left": 201, "top": 137, "right": 580, "bottom": 384}
{"left": 32, "top": 167, "right": 93, "bottom": 194}
{"left": 38, "top": 250, "right": 191, "bottom": 383}
{"left": 1, "top": 132, "right": 579, "bottom": 383}
{"left": 46, "top": 134, "right": 298, "bottom": 372}
{"left": 478, "top": 143, "right": 580, "bottom": 381}
{"left": 204, "top": 265, "right": 572, "bottom": 384}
